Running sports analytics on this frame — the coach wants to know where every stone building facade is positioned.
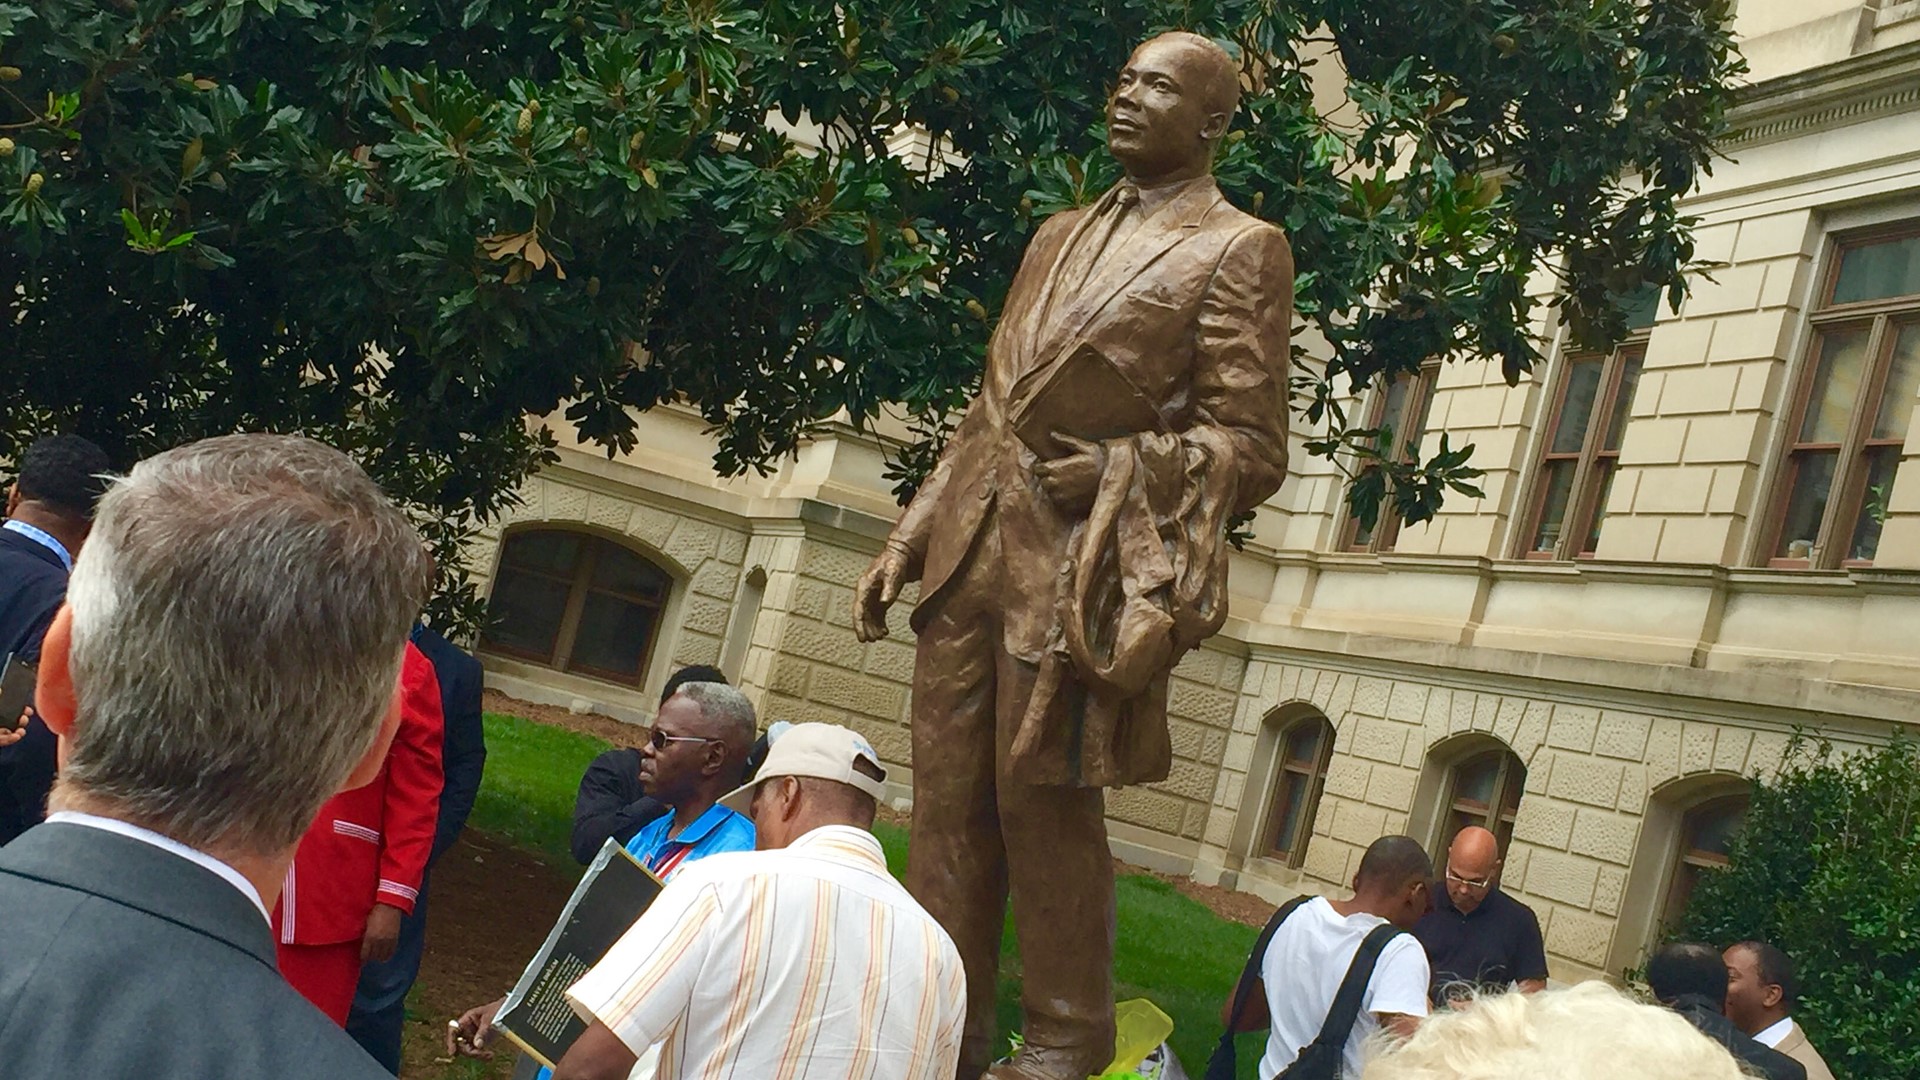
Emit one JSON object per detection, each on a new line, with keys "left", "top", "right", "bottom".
{"left": 466, "top": 4, "right": 1920, "bottom": 985}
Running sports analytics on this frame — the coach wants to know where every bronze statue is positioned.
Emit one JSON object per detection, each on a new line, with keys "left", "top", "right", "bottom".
{"left": 853, "top": 31, "right": 1292, "bottom": 1080}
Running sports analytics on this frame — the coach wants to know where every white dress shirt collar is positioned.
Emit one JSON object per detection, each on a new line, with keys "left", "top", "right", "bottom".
{"left": 1754, "top": 1016, "right": 1794, "bottom": 1048}
{"left": 46, "top": 810, "right": 269, "bottom": 922}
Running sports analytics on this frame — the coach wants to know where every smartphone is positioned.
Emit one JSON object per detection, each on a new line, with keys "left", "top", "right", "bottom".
{"left": 0, "top": 654, "right": 36, "bottom": 732}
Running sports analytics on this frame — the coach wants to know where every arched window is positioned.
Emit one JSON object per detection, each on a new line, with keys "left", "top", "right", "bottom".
{"left": 1444, "top": 748, "right": 1527, "bottom": 854}
{"left": 482, "top": 529, "right": 672, "bottom": 687}
{"left": 1662, "top": 793, "right": 1748, "bottom": 926}
{"left": 1262, "top": 714, "right": 1335, "bottom": 868}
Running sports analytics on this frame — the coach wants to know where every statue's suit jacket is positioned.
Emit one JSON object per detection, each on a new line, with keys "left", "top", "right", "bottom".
{"left": 0, "top": 822, "right": 390, "bottom": 1079}
{"left": 886, "top": 177, "right": 1291, "bottom": 786}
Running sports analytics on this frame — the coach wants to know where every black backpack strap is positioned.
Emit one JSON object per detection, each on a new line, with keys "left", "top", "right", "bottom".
{"left": 1302, "top": 923, "right": 1407, "bottom": 1064}
{"left": 1205, "top": 895, "right": 1312, "bottom": 1080}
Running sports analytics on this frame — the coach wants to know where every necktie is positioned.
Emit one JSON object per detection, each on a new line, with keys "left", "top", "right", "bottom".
{"left": 1046, "top": 184, "right": 1140, "bottom": 326}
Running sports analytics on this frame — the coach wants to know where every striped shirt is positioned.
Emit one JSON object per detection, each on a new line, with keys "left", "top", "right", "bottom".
{"left": 565, "top": 825, "right": 966, "bottom": 1080}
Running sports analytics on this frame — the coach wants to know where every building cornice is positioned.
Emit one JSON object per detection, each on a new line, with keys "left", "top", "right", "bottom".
{"left": 1726, "top": 39, "right": 1920, "bottom": 149}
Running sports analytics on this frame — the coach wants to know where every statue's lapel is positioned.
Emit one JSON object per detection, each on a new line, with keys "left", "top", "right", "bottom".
{"left": 1034, "top": 178, "right": 1221, "bottom": 365}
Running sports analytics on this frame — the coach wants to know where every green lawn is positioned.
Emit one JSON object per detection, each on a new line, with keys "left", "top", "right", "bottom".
{"left": 470, "top": 713, "right": 1266, "bottom": 1077}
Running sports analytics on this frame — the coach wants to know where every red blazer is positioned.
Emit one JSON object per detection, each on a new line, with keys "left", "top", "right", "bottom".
{"left": 273, "top": 642, "right": 444, "bottom": 946}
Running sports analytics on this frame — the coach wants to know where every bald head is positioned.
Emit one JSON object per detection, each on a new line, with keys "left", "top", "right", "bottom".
{"left": 1445, "top": 826, "right": 1503, "bottom": 914}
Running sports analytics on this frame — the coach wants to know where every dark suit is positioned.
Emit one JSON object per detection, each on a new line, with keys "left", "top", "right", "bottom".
{"left": 0, "top": 821, "right": 389, "bottom": 1079}
{"left": 0, "top": 525, "right": 70, "bottom": 843}
{"left": 885, "top": 177, "right": 1291, "bottom": 1070}
{"left": 347, "top": 624, "right": 489, "bottom": 1073}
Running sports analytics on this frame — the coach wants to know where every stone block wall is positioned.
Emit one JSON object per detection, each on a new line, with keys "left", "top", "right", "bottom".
{"left": 1193, "top": 656, "right": 1799, "bottom": 982}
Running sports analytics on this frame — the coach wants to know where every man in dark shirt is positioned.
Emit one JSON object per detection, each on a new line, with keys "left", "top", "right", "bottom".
{"left": 1649, "top": 942, "right": 1806, "bottom": 1080}
{"left": 0, "top": 434, "right": 110, "bottom": 844}
{"left": 569, "top": 663, "right": 726, "bottom": 863}
{"left": 1412, "top": 825, "right": 1549, "bottom": 1003}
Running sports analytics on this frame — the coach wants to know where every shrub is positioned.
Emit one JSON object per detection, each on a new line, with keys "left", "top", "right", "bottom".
{"left": 1679, "top": 732, "right": 1920, "bottom": 1079}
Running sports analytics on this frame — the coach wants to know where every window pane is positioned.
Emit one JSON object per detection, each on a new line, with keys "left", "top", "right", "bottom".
{"left": 1284, "top": 722, "right": 1327, "bottom": 767}
{"left": 1267, "top": 773, "right": 1310, "bottom": 858}
{"left": 501, "top": 531, "right": 583, "bottom": 577}
{"left": 482, "top": 569, "right": 571, "bottom": 660}
{"left": 1831, "top": 233, "right": 1920, "bottom": 305}
{"left": 1348, "top": 514, "right": 1377, "bottom": 549}
{"left": 591, "top": 542, "right": 671, "bottom": 599}
{"left": 1602, "top": 350, "right": 1645, "bottom": 452}
{"left": 1871, "top": 323, "right": 1920, "bottom": 441}
{"left": 1551, "top": 359, "right": 1606, "bottom": 455}
{"left": 1846, "top": 446, "right": 1902, "bottom": 563}
{"left": 1774, "top": 450, "right": 1838, "bottom": 560}
{"left": 1452, "top": 754, "right": 1501, "bottom": 811}
{"left": 567, "top": 593, "right": 659, "bottom": 679}
{"left": 1799, "top": 328, "right": 1872, "bottom": 444}
{"left": 1529, "top": 460, "right": 1579, "bottom": 553}
{"left": 1582, "top": 461, "right": 1618, "bottom": 554}
{"left": 1378, "top": 375, "right": 1413, "bottom": 451}
{"left": 1684, "top": 799, "right": 1747, "bottom": 863}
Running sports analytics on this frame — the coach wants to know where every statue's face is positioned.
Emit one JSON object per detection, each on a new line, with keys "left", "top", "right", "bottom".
{"left": 1107, "top": 38, "right": 1218, "bottom": 181}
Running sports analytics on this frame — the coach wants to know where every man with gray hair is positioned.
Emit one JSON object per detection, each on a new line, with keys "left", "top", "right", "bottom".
{"left": 0, "top": 434, "right": 433, "bottom": 1079}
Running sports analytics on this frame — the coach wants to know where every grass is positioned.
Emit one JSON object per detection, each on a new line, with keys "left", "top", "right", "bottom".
{"left": 469, "top": 712, "right": 1265, "bottom": 1077}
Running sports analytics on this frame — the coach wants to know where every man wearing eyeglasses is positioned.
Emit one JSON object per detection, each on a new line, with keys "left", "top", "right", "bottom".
{"left": 619, "top": 681, "right": 758, "bottom": 878}
{"left": 1412, "top": 826, "right": 1548, "bottom": 1004}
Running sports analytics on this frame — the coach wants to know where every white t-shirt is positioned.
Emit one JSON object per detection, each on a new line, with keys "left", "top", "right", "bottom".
{"left": 1257, "top": 897, "right": 1430, "bottom": 1079}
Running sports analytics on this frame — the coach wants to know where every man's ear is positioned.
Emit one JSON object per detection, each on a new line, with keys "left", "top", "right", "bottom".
{"left": 1762, "top": 983, "right": 1785, "bottom": 1010}
{"left": 1201, "top": 112, "right": 1230, "bottom": 142}
{"left": 35, "top": 606, "right": 79, "bottom": 754}
{"left": 5, "top": 483, "right": 20, "bottom": 517}
{"left": 338, "top": 652, "right": 407, "bottom": 792}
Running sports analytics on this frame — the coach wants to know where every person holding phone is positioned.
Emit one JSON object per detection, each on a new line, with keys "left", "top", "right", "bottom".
{"left": 0, "top": 434, "right": 110, "bottom": 842}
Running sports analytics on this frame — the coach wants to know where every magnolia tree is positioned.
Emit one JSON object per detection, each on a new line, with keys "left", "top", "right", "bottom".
{"left": 0, "top": 1, "right": 1741, "bottom": 625}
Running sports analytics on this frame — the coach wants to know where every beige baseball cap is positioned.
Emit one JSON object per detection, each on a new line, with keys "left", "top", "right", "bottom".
{"left": 720, "top": 722, "right": 888, "bottom": 816}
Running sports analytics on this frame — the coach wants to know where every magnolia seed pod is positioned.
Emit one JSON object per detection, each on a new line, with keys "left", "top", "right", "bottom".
{"left": 0, "top": 138, "right": 14, "bottom": 158}
{"left": 526, "top": 98, "right": 541, "bottom": 114}
{"left": 23, "top": 172, "right": 43, "bottom": 196}
{"left": 517, "top": 107, "right": 534, "bottom": 137}
{"left": 940, "top": 86, "right": 959, "bottom": 104}
{"left": 900, "top": 226, "right": 920, "bottom": 247}
{"left": 0, "top": 67, "right": 20, "bottom": 83}
{"left": 586, "top": 276, "right": 602, "bottom": 297}
{"left": 573, "top": 125, "right": 590, "bottom": 148}
{"left": 965, "top": 299, "right": 987, "bottom": 320}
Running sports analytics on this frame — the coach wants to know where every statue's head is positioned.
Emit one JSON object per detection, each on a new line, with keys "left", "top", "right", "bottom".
{"left": 1107, "top": 32, "right": 1240, "bottom": 184}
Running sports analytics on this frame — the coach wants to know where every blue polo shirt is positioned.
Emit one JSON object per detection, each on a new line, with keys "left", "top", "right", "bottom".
{"left": 625, "top": 801, "right": 756, "bottom": 879}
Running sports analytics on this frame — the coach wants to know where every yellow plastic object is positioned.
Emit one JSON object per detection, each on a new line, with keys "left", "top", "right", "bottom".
{"left": 1101, "top": 998, "right": 1176, "bottom": 1075}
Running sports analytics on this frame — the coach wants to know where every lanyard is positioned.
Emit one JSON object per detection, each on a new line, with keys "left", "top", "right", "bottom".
{"left": 2, "top": 519, "right": 72, "bottom": 572}
{"left": 651, "top": 843, "right": 695, "bottom": 880}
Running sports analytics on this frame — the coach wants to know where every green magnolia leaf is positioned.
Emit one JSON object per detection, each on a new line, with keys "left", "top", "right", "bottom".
{"left": 0, "top": 0, "right": 1742, "bottom": 630}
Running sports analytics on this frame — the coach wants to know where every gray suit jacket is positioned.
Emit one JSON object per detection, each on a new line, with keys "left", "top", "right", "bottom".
{"left": 0, "top": 822, "right": 390, "bottom": 1079}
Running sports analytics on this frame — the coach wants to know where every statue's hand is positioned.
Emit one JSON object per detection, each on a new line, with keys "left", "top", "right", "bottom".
{"left": 1033, "top": 435, "right": 1107, "bottom": 514}
{"left": 854, "top": 545, "right": 913, "bottom": 642}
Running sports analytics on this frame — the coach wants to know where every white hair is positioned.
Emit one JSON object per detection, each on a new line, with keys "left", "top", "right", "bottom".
{"left": 1359, "top": 982, "right": 1754, "bottom": 1080}
{"left": 58, "top": 434, "right": 432, "bottom": 853}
